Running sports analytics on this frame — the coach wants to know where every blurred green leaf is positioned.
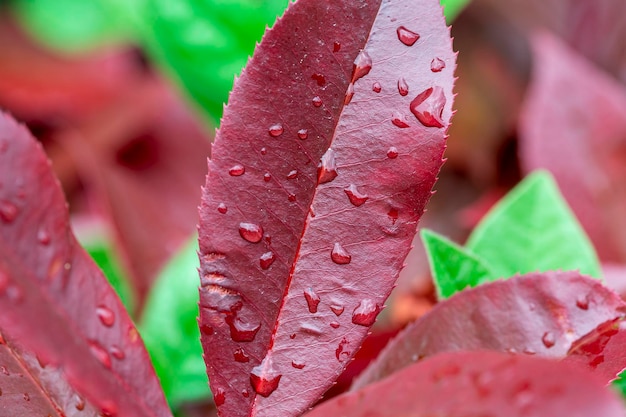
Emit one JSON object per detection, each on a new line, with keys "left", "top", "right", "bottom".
{"left": 139, "top": 236, "right": 210, "bottom": 409}
{"left": 421, "top": 229, "right": 495, "bottom": 300}
{"left": 466, "top": 170, "right": 602, "bottom": 279}
{"left": 440, "top": 0, "right": 471, "bottom": 22}
{"left": 142, "top": 0, "right": 289, "bottom": 124}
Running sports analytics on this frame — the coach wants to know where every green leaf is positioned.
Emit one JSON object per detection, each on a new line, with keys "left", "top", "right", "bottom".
{"left": 466, "top": 170, "right": 602, "bottom": 279}
{"left": 440, "top": 0, "right": 471, "bottom": 22}
{"left": 141, "top": 0, "right": 290, "bottom": 124}
{"left": 139, "top": 235, "right": 210, "bottom": 409}
{"left": 421, "top": 229, "right": 496, "bottom": 299}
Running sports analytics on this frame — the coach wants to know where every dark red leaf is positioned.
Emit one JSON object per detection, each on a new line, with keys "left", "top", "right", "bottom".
{"left": 353, "top": 271, "right": 626, "bottom": 389}
{"left": 197, "top": 0, "right": 456, "bottom": 415}
{"left": 305, "top": 351, "right": 626, "bottom": 417}
{"left": 0, "top": 113, "right": 171, "bottom": 417}
{"left": 518, "top": 32, "right": 626, "bottom": 263}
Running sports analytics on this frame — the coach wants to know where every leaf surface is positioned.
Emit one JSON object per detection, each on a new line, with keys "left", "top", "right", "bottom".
{"left": 306, "top": 351, "right": 626, "bottom": 417}
{"left": 197, "top": 0, "right": 456, "bottom": 415}
{"left": 353, "top": 271, "right": 625, "bottom": 389}
{"left": 0, "top": 112, "right": 171, "bottom": 417}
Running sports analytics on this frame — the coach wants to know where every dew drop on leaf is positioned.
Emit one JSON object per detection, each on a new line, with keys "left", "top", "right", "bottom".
{"left": 23, "top": 393, "right": 30, "bottom": 402}
{"left": 37, "top": 229, "right": 50, "bottom": 245}
{"left": 238, "top": 222, "right": 263, "bottom": 243}
{"left": 387, "top": 147, "right": 399, "bottom": 159}
{"left": 250, "top": 357, "right": 282, "bottom": 397}
{"left": 372, "top": 82, "right": 382, "bottom": 93}
{"left": 335, "top": 338, "right": 350, "bottom": 361}
{"left": 318, "top": 148, "right": 338, "bottom": 184}
{"left": 217, "top": 203, "right": 228, "bottom": 214}
{"left": 96, "top": 305, "right": 115, "bottom": 327}
{"left": 200, "top": 324, "right": 215, "bottom": 336}
{"left": 410, "top": 86, "right": 446, "bottom": 128}
{"left": 311, "top": 73, "right": 326, "bottom": 86}
{"left": 291, "top": 360, "right": 305, "bottom": 369}
{"left": 351, "top": 50, "right": 373, "bottom": 82}
{"left": 430, "top": 57, "right": 446, "bottom": 72}
{"left": 287, "top": 170, "right": 298, "bottom": 179}
{"left": 542, "top": 331, "right": 556, "bottom": 348}
{"left": 576, "top": 294, "right": 590, "bottom": 310}
{"left": 263, "top": 173, "right": 272, "bottom": 182}
{"left": 242, "top": 389, "right": 249, "bottom": 398}
{"left": 214, "top": 388, "right": 226, "bottom": 406}
{"left": 288, "top": 194, "right": 297, "bottom": 202}
{"left": 304, "top": 287, "right": 321, "bottom": 313}
{"left": 333, "top": 41, "right": 341, "bottom": 52}
{"left": 344, "top": 184, "right": 369, "bottom": 206}
{"left": 312, "top": 96, "right": 323, "bottom": 107}
{"left": 234, "top": 348, "right": 250, "bottom": 363}
{"left": 75, "top": 396, "right": 85, "bottom": 410}
{"left": 89, "top": 341, "right": 112, "bottom": 369}
{"left": 110, "top": 345, "right": 125, "bottom": 360}
{"left": 260, "top": 147, "right": 267, "bottom": 156}
{"left": 330, "top": 322, "right": 340, "bottom": 329}
{"left": 268, "top": 124, "right": 284, "bottom": 137}
{"left": 397, "top": 77, "right": 409, "bottom": 96}
{"left": 259, "top": 251, "right": 276, "bottom": 270}
{"left": 331, "top": 243, "right": 351, "bottom": 265}
{"left": 330, "top": 304, "right": 344, "bottom": 316}
{"left": 396, "top": 26, "right": 420, "bottom": 46}
{"left": 297, "top": 129, "right": 308, "bottom": 140}
{"left": 352, "top": 299, "right": 380, "bottom": 326}
{"left": 344, "top": 83, "right": 355, "bottom": 105}
{"left": 229, "top": 165, "right": 245, "bottom": 176}
{"left": 391, "top": 114, "right": 410, "bottom": 128}
{"left": 0, "top": 200, "right": 18, "bottom": 223}
{"left": 225, "top": 315, "right": 261, "bottom": 342}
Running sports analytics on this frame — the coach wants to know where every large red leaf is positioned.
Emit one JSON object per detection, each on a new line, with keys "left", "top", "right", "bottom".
{"left": 305, "top": 351, "right": 626, "bottom": 417}
{"left": 353, "top": 271, "right": 626, "bottom": 389}
{"left": 0, "top": 112, "right": 171, "bottom": 416}
{"left": 518, "top": 32, "right": 626, "bottom": 263}
{"left": 197, "top": 0, "right": 455, "bottom": 415}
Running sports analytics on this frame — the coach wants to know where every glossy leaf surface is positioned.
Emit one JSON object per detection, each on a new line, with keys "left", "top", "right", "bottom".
{"left": 0, "top": 113, "right": 171, "bottom": 417}
{"left": 353, "top": 271, "right": 625, "bottom": 389}
{"left": 307, "top": 351, "right": 626, "bottom": 417}
{"left": 197, "top": 0, "right": 455, "bottom": 415}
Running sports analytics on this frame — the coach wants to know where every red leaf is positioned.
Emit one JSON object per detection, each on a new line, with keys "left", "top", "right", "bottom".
{"left": 518, "top": 32, "right": 626, "bottom": 263}
{"left": 353, "top": 271, "right": 626, "bottom": 389}
{"left": 0, "top": 113, "right": 171, "bottom": 417}
{"left": 305, "top": 351, "right": 626, "bottom": 417}
{"left": 197, "top": 0, "right": 455, "bottom": 415}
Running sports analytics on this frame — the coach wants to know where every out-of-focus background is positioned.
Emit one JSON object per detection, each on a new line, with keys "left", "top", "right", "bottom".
{"left": 0, "top": 0, "right": 625, "bottom": 415}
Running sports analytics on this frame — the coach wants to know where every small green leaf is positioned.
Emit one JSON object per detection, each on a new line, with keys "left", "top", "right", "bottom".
{"left": 466, "top": 170, "right": 602, "bottom": 279}
{"left": 139, "top": 236, "right": 210, "bottom": 409}
{"left": 421, "top": 229, "right": 496, "bottom": 299}
{"left": 440, "top": 0, "right": 471, "bottom": 22}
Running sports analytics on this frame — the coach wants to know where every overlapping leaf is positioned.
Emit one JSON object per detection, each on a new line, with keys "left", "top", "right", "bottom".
{"left": 197, "top": 0, "right": 456, "bottom": 415}
{"left": 353, "top": 271, "right": 626, "bottom": 389}
{"left": 0, "top": 113, "right": 171, "bottom": 417}
{"left": 307, "top": 351, "right": 626, "bottom": 417}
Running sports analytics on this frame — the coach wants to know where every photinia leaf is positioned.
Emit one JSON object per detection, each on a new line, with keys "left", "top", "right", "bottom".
{"left": 421, "top": 228, "right": 495, "bottom": 299}
{"left": 466, "top": 170, "right": 602, "bottom": 279}
{"left": 0, "top": 112, "right": 171, "bottom": 417}
{"left": 140, "top": 236, "right": 210, "bottom": 408}
{"left": 519, "top": 32, "right": 626, "bottom": 264}
{"left": 352, "top": 271, "right": 625, "bottom": 389}
{"left": 197, "top": 0, "right": 456, "bottom": 415}
{"left": 306, "top": 351, "right": 626, "bottom": 417}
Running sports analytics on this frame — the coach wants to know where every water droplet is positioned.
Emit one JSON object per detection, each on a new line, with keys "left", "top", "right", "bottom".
{"left": 335, "top": 338, "right": 350, "bottom": 361}
{"left": 110, "top": 345, "right": 125, "bottom": 360}
{"left": 523, "top": 347, "right": 536, "bottom": 355}
{"left": 352, "top": 299, "right": 380, "bottom": 326}
{"left": 263, "top": 173, "right": 272, "bottom": 182}
{"left": 96, "top": 306, "right": 115, "bottom": 327}
{"left": 234, "top": 348, "right": 250, "bottom": 363}
{"left": 268, "top": 124, "right": 284, "bottom": 137}
{"left": 318, "top": 148, "right": 338, "bottom": 184}
{"left": 214, "top": 388, "right": 226, "bottom": 406}
{"left": 396, "top": 26, "right": 420, "bottom": 46}
{"left": 300, "top": 322, "right": 323, "bottom": 336}
{"left": 344, "top": 83, "right": 355, "bottom": 105}
{"left": 75, "top": 396, "right": 85, "bottom": 410}
{"left": 239, "top": 223, "right": 263, "bottom": 243}
{"left": 217, "top": 203, "right": 228, "bottom": 214}
{"left": 23, "top": 393, "right": 30, "bottom": 402}
{"left": 430, "top": 57, "right": 446, "bottom": 72}
{"left": 0, "top": 365, "right": 9, "bottom": 375}
{"left": 397, "top": 78, "right": 409, "bottom": 96}
{"left": 372, "top": 82, "right": 382, "bottom": 93}
{"left": 410, "top": 86, "right": 446, "bottom": 128}
{"left": 200, "top": 324, "right": 215, "bottom": 336}
{"left": 331, "top": 243, "right": 351, "bottom": 265}
{"left": 250, "top": 357, "right": 282, "bottom": 397}
{"left": 229, "top": 165, "right": 245, "bottom": 176}
{"left": 303, "top": 288, "right": 320, "bottom": 313}
{"left": 260, "top": 147, "right": 267, "bottom": 156}
{"left": 388, "top": 208, "right": 399, "bottom": 224}
{"left": 333, "top": 42, "right": 341, "bottom": 52}
{"left": 330, "top": 322, "right": 340, "bottom": 329}
{"left": 542, "top": 332, "right": 556, "bottom": 348}
{"left": 287, "top": 170, "right": 298, "bottom": 179}
{"left": 225, "top": 316, "right": 261, "bottom": 342}
{"left": 289, "top": 333, "right": 296, "bottom": 339}
{"left": 387, "top": 147, "right": 399, "bottom": 159}
{"left": 330, "top": 304, "right": 344, "bottom": 316}
{"left": 89, "top": 341, "right": 112, "bottom": 369}
{"left": 100, "top": 404, "right": 118, "bottom": 417}
{"left": 288, "top": 194, "right": 297, "bottom": 202}
{"left": 344, "top": 184, "right": 368, "bottom": 206}
{"left": 297, "top": 129, "right": 308, "bottom": 140}
{"left": 0, "top": 200, "right": 18, "bottom": 223}
{"left": 291, "top": 360, "right": 305, "bottom": 369}
{"left": 391, "top": 113, "right": 410, "bottom": 128}
{"left": 351, "top": 50, "right": 372, "bottom": 82}
{"left": 37, "top": 229, "right": 50, "bottom": 245}
{"left": 576, "top": 294, "right": 590, "bottom": 310}
{"left": 312, "top": 96, "right": 323, "bottom": 107}
{"left": 311, "top": 73, "right": 326, "bottom": 86}
{"left": 259, "top": 252, "right": 276, "bottom": 270}
{"left": 242, "top": 389, "right": 250, "bottom": 398}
